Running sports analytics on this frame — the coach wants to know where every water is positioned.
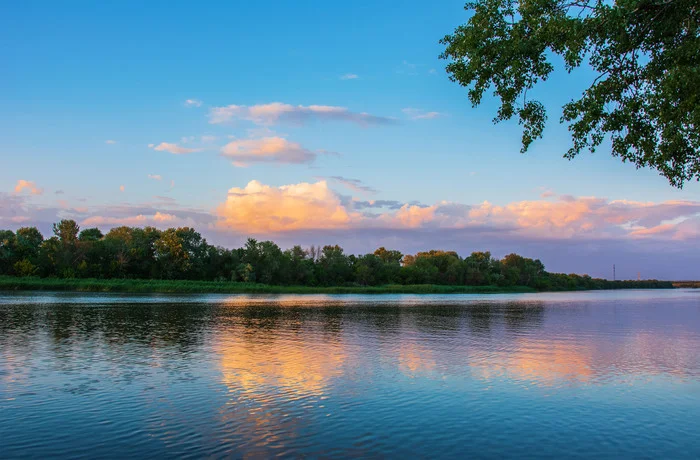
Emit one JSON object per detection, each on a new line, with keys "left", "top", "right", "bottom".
{"left": 1, "top": 290, "right": 699, "bottom": 458}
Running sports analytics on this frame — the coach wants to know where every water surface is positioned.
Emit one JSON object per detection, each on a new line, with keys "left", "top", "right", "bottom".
{"left": 1, "top": 290, "right": 699, "bottom": 458}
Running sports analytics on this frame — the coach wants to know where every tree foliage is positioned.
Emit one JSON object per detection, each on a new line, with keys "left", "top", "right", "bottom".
{"left": 441, "top": 0, "right": 700, "bottom": 187}
{"left": 0, "top": 221, "right": 668, "bottom": 290}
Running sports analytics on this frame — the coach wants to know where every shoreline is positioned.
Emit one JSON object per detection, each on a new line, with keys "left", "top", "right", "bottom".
{"left": 0, "top": 276, "right": 676, "bottom": 295}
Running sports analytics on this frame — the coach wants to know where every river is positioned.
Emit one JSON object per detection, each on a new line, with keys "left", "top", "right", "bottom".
{"left": 1, "top": 290, "right": 699, "bottom": 458}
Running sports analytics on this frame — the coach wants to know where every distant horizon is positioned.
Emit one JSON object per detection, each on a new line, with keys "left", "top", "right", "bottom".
{"left": 2, "top": 1, "right": 699, "bottom": 281}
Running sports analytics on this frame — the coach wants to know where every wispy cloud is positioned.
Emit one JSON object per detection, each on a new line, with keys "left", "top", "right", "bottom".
{"left": 402, "top": 108, "right": 443, "bottom": 120}
{"left": 105, "top": 140, "right": 117, "bottom": 144}
{"left": 148, "top": 174, "right": 162, "bottom": 181}
{"left": 209, "top": 102, "right": 395, "bottom": 126}
{"left": 14, "top": 180, "right": 43, "bottom": 195}
{"left": 184, "top": 99, "right": 202, "bottom": 107}
{"left": 149, "top": 142, "right": 202, "bottom": 155}
{"left": 340, "top": 73, "right": 359, "bottom": 80}
{"left": 221, "top": 137, "right": 317, "bottom": 166}
{"left": 324, "top": 176, "right": 378, "bottom": 194}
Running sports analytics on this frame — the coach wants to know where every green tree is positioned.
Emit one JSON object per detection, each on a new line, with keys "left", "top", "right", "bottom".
{"left": 154, "top": 227, "right": 208, "bottom": 279}
{"left": 441, "top": 0, "right": 700, "bottom": 187}
{"left": 79, "top": 228, "right": 104, "bottom": 242}
{"left": 0, "top": 229, "right": 16, "bottom": 274}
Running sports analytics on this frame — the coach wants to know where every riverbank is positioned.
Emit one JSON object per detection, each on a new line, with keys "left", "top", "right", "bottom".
{"left": 0, "top": 276, "right": 535, "bottom": 294}
{"left": 0, "top": 276, "right": 676, "bottom": 295}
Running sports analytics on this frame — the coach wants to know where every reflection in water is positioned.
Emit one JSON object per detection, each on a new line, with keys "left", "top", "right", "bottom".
{"left": 1, "top": 291, "right": 699, "bottom": 458}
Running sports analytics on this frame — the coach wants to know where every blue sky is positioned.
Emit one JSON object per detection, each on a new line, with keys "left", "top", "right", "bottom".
{"left": 2, "top": 1, "right": 700, "bottom": 279}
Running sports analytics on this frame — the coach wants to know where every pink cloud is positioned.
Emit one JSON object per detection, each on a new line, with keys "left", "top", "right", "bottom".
{"left": 209, "top": 102, "right": 394, "bottom": 126}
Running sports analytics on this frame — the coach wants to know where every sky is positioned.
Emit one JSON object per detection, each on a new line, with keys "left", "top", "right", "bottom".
{"left": 2, "top": 1, "right": 699, "bottom": 280}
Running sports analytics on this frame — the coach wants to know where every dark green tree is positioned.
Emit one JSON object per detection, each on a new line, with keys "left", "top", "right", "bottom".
{"left": 441, "top": 0, "right": 700, "bottom": 187}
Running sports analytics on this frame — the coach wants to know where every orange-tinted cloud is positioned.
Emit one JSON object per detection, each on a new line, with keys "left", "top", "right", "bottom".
{"left": 216, "top": 180, "right": 356, "bottom": 232}
{"left": 14, "top": 180, "right": 43, "bottom": 196}
{"left": 221, "top": 137, "right": 316, "bottom": 166}
{"left": 212, "top": 180, "right": 700, "bottom": 239}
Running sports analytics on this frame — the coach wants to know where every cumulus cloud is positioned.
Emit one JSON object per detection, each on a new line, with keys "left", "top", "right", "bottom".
{"left": 150, "top": 142, "right": 201, "bottom": 155}
{"left": 217, "top": 180, "right": 357, "bottom": 232}
{"left": 402, "top": 108, "right": 443, "bottom": 120}
{"left": 209, "top": 102, "right": 395, "bottom": 126}
{"left": 221, "top": 137, "right": 317, "bottom": 166}
{"left": 212, "top": 180, "right": 700, "bottom": 242}
{"left": 340, "top": 73, "right": 359, "bottom": 80}
{"left": 14, "top": 180, "right": 43, "bottom": 195}
{"left": 148, "top": 174, "right": 162, "bottom": 181}
{"left": 184, "top": 99, "right": 202, "bottom": 107}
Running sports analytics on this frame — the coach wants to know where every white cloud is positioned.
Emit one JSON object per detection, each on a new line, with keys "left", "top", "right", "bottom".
{"left": 148, "top": 174, "right": 162, "bottom": 181}
{"left": 221, "top": 137, "right": 317, "bottom": 166}
{"left": 340, "top": 73, "right": 359, "bottom": 80}
{"left": 150, "top": 142, "right": 201, "bottom": 155}
{"left": 14, "top": 180, "right": 43, "bottom": 195}
{"left": 402, "top": 108, "right": 443, "bottom": 120}
{"left": 184, "top": 99, "right": 202, "bottom": 107}
{"left": 105, "top": 140, "right": 117, "bottom": 144}
{"left": 201, "top": 135, "right": 218, "bottom": 143}
{"left": 209, "top": 102, "right": 395, "bottom": 126}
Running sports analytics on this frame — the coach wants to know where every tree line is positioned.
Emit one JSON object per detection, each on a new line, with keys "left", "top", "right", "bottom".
{"left": 0, "top": 220, "right": 670, "bottom": 290}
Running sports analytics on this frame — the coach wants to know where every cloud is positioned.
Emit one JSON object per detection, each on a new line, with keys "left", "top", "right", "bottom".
{"left": 55, "top": 190, "right": 64, "bottom": 195}
{"left": 14, "top": 180, "right": 43, "bottom": 195}
{"left": 105, "top": 140, "right": 117, "bottom": 144}
{"left": 221, "top": 137, "right": 317, "bottom": 166}
{"left": 324, "top": 176, "right": 378, "bottom": 194}
{"left": 184, "top": 99, "right": 202, "bottom": 107}
{"left": 201, "top": 135, "right": 218, "bottom": 143}
{"left": 340, "top": 73, "right": 359, "bottom": 80}
{"left": 82, "top": 213, "right": 176, "bottom": 227}
{"left": 148, "top": 174, "right": 162, "bottom": 181}
{"left": 150, "top": 142, "right": 202, "bottom": 155}
{"left": 209, "top": 102, "right": 395, "bottom": 126}
{"left": 216, "top": 180, "right": 357, "bottom": 232}
{"left": 402, "top": 108, "right": 443, "bottom": 120}
{"left": 119, "top": 185, "right": 125, "bottom": 192}
{"left": 212, "top": 180, "right": 700, "bottom": 243}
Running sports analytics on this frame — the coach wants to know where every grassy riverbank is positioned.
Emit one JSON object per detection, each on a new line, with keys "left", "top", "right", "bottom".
{"left": 0, "top": 276, "right": 676, "bottom": 295}
{"left": 0, "top": 276, "right": 538, "bottom": 294}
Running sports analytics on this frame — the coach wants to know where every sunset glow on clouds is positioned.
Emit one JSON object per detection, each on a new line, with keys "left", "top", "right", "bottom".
{"left": 209, "top": 102, "right": 395, "bottom": 126}
{"left": 14, "top": 180, "right": 43, "bottom": 196}
{"left": 221, "top": 137, "right": 317, "bottom": 166}
{"left": 212, "top": 179, "right": 700, "bottom": 240}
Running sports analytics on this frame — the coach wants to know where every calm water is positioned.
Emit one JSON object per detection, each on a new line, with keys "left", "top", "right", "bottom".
{"left": 1, "top": 290, "right": 699, "bottom": 458}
